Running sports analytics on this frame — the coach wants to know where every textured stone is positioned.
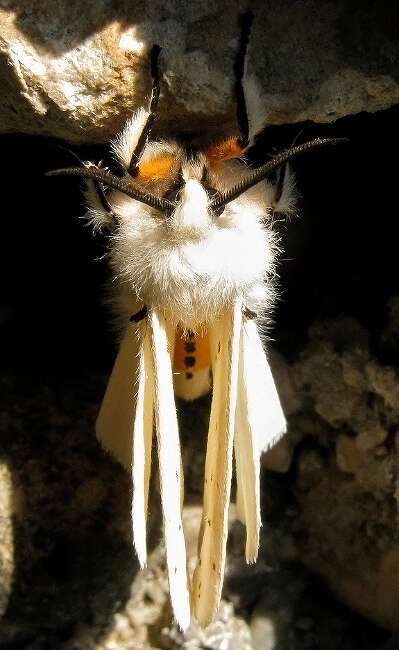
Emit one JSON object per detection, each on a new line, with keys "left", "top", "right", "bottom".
{"left": 1, "top": 1, "right": 399, "bottom": 143}
{"left": 0, "top": 462, "right": 14, "bottom": 618}
{"left": 263, "top": 437, "right": 293, "bottom": 473}
{"left": 336, "top": 434, "right": 363, "bottom": 474}
{"left": 290, "top": 309, "right": 399, "bottom": 631}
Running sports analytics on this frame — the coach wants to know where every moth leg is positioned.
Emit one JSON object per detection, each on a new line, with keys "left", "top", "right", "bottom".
{"left": 234, "top": 11, "right": 253, "bottom": 148}
{"left": 148, "top": 309, "right": 190, "bottom": 631}
{"left": 192, "top": 300, "right": 242, "bottom": 626}
{"left": 128, "top": 45, "right": 162, "bottom": 175}
{"left": 67, "top": 151, "right": 116, "bottom": 228}
{"left": 130, "top": 305, "right": 148, "bottom": 323}
{"left": 242, "top": 306, "right": 257, "bottom": 320}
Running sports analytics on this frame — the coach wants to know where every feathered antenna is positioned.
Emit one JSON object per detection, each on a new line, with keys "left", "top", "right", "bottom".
{"left": 211, "top": 137, "right": 349, "bottom": 210}
{"left": 46, "top": 165, "right": 174, "bottom": 215}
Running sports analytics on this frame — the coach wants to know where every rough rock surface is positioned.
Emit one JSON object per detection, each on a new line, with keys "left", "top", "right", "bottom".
{"left": 289, "top": 306, "right": 399, "bottom": 631}
{"left": 1, "top": 297, "right": 398, "bottom": 647}
{"left": 1, "top": 66, "right": 398, "bottom": 647}
{"left": 1, "top": 0, "right": 399, "bottom": 143}
{"left": 0, "top": 374, "right": 388, "bottom": 650}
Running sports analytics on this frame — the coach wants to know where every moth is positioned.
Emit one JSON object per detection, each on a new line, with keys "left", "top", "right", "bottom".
{"left": 48, "top": 13, "right": 345, "bottom": 631}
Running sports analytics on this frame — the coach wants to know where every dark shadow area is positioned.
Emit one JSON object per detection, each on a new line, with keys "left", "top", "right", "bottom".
{"left": 0, "top": 371, "right": 138, "bottom": 647}
{"left": 0, "top": 103, "right": 398, "bottom": 646}
{"left": 249, "top": 104, "right": 399, "bottom": 362}
{"left": 2, "top": 105, "right": 398, "bottom": 372}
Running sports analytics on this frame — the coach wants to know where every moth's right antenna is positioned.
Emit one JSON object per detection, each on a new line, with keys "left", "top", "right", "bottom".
{"left": 128, "top": 44, "right": 162, "bottom": 175}
{"left": 211, "top": 137, "right": 349, "bottom": 209}
{"left": 234, "top": 11, "right": 253, "bottom": 149}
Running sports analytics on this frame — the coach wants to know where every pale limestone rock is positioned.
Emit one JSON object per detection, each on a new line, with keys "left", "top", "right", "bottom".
{"left": 1, "top": 1, "right": 399, "bottom": 144}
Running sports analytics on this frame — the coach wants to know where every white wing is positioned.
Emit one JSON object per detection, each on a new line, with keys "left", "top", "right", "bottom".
{"left": 96, "top": 323, "right": 140, "bottom": 470}
{"left": 234, "top": 319, "right": 286, "bottom": 563}
{"left": 234, "top": 321, "right": 261, "bottom": 563}
{"left": 192, "top": 300, "right": 242, "bottom": 627}
{"left": 242, "top": 320, "right": 286, "bottom": 455}
{"left": 148, "top": 309, "right": 191, "bottom": 632}
{"left": 131, "top": 321, "right": 154, "bottom": 568}
{"left": 235, "top": 317, "right": 286, "bottom": 563}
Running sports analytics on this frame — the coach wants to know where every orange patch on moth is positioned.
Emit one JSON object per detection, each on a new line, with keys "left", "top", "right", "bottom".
{"left": 173, "top": 326, "right": 211, "bottom": 373}
{"left": 136, "top": 156, "right": 174, "bottom": 180}
{"left": 206, "top": 137, "right": 245, "bottom": 164}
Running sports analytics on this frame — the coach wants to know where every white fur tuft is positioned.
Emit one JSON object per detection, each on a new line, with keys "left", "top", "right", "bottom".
{"left": 242, "top": 75, "right": 268, "bottom": 146}
{"left": 274, "top": 164, "right": 298, "bottom": 217}
{"left": 84, "top": 180, "right": 113, "bottom": 232}
{"left": 171, "top": 179, "right": 210, "bottom": 235}
{"left": 111, "top": 108, "right": 150, "bottom": 168}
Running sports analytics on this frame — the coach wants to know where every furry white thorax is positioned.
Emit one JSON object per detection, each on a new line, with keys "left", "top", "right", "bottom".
{"left": 86, "top": 110, "right": 294, "bottom": 330}
{"left": 111, "top": 167, "right": 276, "bottom": 328}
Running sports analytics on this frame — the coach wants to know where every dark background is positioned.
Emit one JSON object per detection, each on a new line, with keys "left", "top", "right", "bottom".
{"left": 1, "top": 105, "right": 398, "bottom": 373}
{"left": 0, "top": 107, "right": 398, "bottom": 648}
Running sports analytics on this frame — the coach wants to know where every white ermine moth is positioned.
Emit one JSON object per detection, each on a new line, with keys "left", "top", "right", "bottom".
{"left": 48, "top": 12, "right": 346, "bottom": 631}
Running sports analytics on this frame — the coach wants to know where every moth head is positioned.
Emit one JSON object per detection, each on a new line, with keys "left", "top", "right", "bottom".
{"left": 47, "top": 13, "right": 347, "bottom": 231}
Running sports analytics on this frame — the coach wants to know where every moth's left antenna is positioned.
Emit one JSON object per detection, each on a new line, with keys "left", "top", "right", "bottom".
{"left": 128, "top": 44, "right": 162, "bottom": 175}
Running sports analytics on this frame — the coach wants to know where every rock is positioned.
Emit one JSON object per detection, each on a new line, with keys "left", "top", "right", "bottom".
{"left": 297, "top": 448, "right": 327, "bottom": 491}
{"left": 336, "top": 434, "right": 363, "bottom": 474}
{"left": 289, "top": 310, "right": 399, "bottom": 631}
{"left": 249, "top": 567, "right": 383, "bottom": 650}
{"left": 365, "top": 362, "right": 399, "bottom": 412}
{"left": 0, "top": 373, "right": 153, "bottom": 648}
{"left": 263, "top": 437, "right": 293, "bottom": 473}
{"left": 1, "top": 1, "right": 399, "bottom": 143}
{"left": 356, "top": 426, "right": 388, "bottom": 452}
{"left": 268, "top": 351, "right": 302, "bottom": 418}
{"left": 165, "top": 601, "right": 253, "bottom": 650}
{"left": 0, "top": 461, "right": 14, "bottom": 618}
{"left": 377, "top": 551, "right": 399, "bottom": 629}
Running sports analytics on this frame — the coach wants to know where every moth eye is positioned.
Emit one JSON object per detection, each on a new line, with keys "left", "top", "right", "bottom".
{"left": 136, "top": 155, "right": 174, "bottom": 181}
{"left": 205, "top": 186, "right": 220, "bottom": 202}
{"left": 202, "top": 185, "right": 225, "bottom": 217}
{"left": 205, "top": 136, "right": 245, "bottom": 165}
{"left": 164, "top": 185, "right": 182, "bottom": 203}
{"left": 163, "top": 168, "right": 184, "bottom": 203}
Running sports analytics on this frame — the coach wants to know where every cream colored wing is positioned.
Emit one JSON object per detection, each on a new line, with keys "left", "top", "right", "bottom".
{"left": 235, "top": 319, "right": 286, "bottom": 562}
{"left": 192, "top": 300, "right": 242, "bottom": 627}
{"left": 234, "top": 323, "right": 260, "bottom": 563}
{"left": 148, "top": 309, "right": 191, "bottom": 631}
{"left": 96, "top": 323, "right": 140, "bottom": 470}
{"left": 131, "top": 320, "right": 154, "bottom": 568}
{"left": 234, "top": 320, "right": 261, "bottom": 563}
{"left": 243, "top": 319, "right": 286, "bottom": 454}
